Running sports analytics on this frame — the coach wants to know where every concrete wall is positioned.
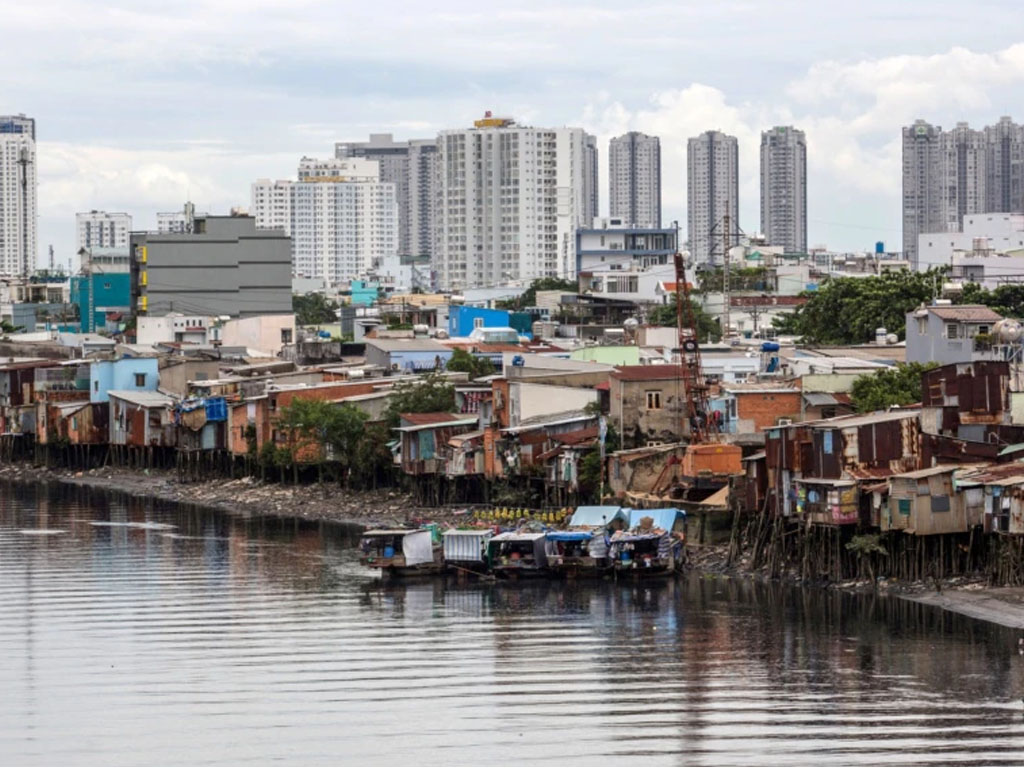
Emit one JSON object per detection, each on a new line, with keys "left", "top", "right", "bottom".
{"left": 610, "top": 378, "right": 688, "bottom": 448}
{"left": 509, "top": 382, "right": 598, "bottom": 426}
{"left": 221, "top": 314, "right": 295, "bottom": 354}
{"left": 158, "top": 360, "right": 219, "bottom": 398}
{"left": 570, "top": 345, "right": 640, "bottom": 365}
{"left": 90, "top": 358, "right": 159, "bottom": 403}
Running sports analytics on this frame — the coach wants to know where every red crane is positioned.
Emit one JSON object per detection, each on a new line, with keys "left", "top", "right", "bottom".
{"left": 674, "top": 251, "right": 717, "bottom": 444}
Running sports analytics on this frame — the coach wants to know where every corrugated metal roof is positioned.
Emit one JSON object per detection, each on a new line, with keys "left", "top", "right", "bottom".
{"left": 107, "top": 390, "right": 174, "bottom": 408}
{"left": 610, "top": 364, "right": 686, "bottom": 381}
{"left": 927, "top": 305, "right": 1002, "bottom": 322}
{"left": 891, "top": 464, "right": 967, "bottom": 480}
{"left": 803, "top": 392, "right": 838, "bottom": 407}
{"left": 401, "top": 412, "right": 463, "bottom": 426}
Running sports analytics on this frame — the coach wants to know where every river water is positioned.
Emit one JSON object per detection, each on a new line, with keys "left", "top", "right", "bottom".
{"left": 2, "top": 481, "right": 1024, "bottom": 766}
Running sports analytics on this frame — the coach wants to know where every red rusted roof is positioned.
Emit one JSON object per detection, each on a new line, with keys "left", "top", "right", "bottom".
{"left": 611, "top": 365, "right": 686, "bottom": 382}
{"left": 553, "top": 425, "right": 599, "bottom": 445}
{"left": 399, "top": 412, "right": 464, "bottom": 426}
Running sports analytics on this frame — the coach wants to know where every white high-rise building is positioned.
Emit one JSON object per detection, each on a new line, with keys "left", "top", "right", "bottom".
{"left": 252, "top": 157, "right": 398, "bottom": 283}
{"left": 435, "top": 113, "right": 595, "bottom": 291}
{"left": 903, "top": 116, "right": 1024, "bottom": 267}
{"left": 687, "top": 131, "right": 739, "bottom": 264}
{"left": 76, "top": 211, "right": 131, "bottom": 250}
{"left": 335, "top": 133, "right": 438, "bottom": 259}
{"left": 760, "top": 126, "right": 807, "bottom": 255}
{"left": 609, "top": 132, "right": 661, "bottom": 228}
{"left": 157, "top": 203, "right": 208, "bottom": 234}
{"left": 0, "top": 115, "right": 37, "bottom": 276}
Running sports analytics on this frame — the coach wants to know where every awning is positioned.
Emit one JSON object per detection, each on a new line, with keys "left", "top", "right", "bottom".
{"left": 803, "top": 392, "right": 839, "bottom": 407}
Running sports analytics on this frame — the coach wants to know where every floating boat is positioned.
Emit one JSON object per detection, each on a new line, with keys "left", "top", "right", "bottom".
{"left": 359, "top": 528, "right": 442, "bottom": 577}
{"left": 442, "top": 528, "right": 494, "bottom": 577}
{"left": 610, "top": 508, "right": 686, "bottom": 577}
{"left": 547, "top": 505, "right": 628, "bottom": 577}
{"left": 487, "top": 531, "right": 552, "bottom": 578}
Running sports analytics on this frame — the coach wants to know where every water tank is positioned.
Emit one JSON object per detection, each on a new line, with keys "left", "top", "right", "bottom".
{"left": 412, "top": 323, "right": 429, "bottom": 335}
{"left": 347, "top": 369, "right": 365, "bottom": 379}
{"left": 434, "top": 329, "right": 449, "bottom": 339}
{"left": 996, "top": 319, "right": 1024, "bottom": 343}
{"left": 623, "top": 317, "right": 639, "bottom": 330}
{"left": 875, "top": 241, "right": 885, "bottom": 254}
{"left": 875, "top": 327, "right": 887, "bottom": 346}
{"left": 886, "top": 333, "right": 898, "bottom": 345}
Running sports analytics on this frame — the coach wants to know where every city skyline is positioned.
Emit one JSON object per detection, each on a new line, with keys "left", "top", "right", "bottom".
{"left": 3, "top": 2, "right": 1024, "bottom": 263}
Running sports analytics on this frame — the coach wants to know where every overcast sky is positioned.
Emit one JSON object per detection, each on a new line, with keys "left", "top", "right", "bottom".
{"left": 4, "top": 0, "right": 1024, "bottom": 267}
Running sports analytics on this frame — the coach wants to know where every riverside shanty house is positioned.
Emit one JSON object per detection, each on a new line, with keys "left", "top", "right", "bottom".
{"left": 108, "top": 390, "right": 176, "bottom": 463}
{"left": 396, "top": 413, "right": 480, "bottom": 475}
{"left": 766, "top": 409, "right": 921, "bottom": 524}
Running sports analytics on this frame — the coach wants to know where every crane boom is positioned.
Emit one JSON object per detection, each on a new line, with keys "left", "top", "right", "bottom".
{"left": 674, "top": 252, "right": 717, "bottom": 443}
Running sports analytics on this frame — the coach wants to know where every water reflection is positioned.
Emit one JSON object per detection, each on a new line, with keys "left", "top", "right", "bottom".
{"left": 2, "top": 480, "right": 1024, "bottom": 766}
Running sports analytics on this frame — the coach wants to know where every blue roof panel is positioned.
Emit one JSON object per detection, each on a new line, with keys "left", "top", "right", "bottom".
{"left": 627, "top": 508, "right": 685, "bottom": 532}
{"left": 547, "top": 531, "right": 595, "bottom": 542}
{"left": 569, "top": 505, "right": 626, "bottom": 527}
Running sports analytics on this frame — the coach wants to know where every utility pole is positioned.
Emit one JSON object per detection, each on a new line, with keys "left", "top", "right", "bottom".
{"left": 722, "top": 202, "right": 732, "bottom": 340}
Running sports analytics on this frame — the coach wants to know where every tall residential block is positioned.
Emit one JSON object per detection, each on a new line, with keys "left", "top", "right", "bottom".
{"left": 760, "top": 126, "right": 807, "bottom": 255}
{"left": 687, "top": 130, "right": 738, "bottom": 263}
{"left": 903, "top": 116, "right": 1024, "bottom": 267}
{"left": 334, "top": 133, "right": 437, "bottom": 259}
{"left": 609, "top": 132, "right": 661, "bottom": 228}
{"left": 130, "top": 214, "right": 292, "bottom": 318}
{"left": 435, "top": 113, "right": 596, "bottom": 291}
{"left": 252, "top": 157, "right": 399, "bottom": 284}
{"left": 0, "top": 114, "right": 37, "bottom": 276}
{"left": 583, "top": 134, "right": 600, "bottom": 224}
{"left": 76, "top": 211, "right": 132, "bottom": 250}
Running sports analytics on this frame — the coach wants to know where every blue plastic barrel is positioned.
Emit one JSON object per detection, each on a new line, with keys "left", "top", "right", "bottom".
{"left": 383, "top": 546, "right": 395, "bottom": 558}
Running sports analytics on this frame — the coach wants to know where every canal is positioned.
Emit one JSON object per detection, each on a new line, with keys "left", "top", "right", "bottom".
{"left": 2, "top": 481, "right": 1024, "bottom": 765}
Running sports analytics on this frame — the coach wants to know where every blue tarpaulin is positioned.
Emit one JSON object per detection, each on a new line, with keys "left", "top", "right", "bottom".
{"left": 627, "top": 508, "right": 685, "bottom": 532}
{"left": 546, "top": 531, "right": 595, "bottom": 542}
{"left": 204, "top": 397, "right": 227, "bottom": 422}
{"left": 569, "top": 505, "right": 626, "bottom": 527}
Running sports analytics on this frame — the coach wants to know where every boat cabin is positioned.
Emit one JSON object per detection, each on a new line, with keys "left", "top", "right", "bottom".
{"left": 359, "top": 529, "right": 441, "bottom": 575}
{"left": 547, "top": 505, "right": 628, "bottom": 574}
{"left": 442, "top": 528, "right": 493, "bottom": 574}
{"left": 610, "top": 508, "right": 686, "bottom": 575}
{"left": 487, "top": 531, "right": 552, "bottom": 575}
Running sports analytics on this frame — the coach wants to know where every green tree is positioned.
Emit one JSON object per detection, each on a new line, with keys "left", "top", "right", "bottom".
{"left": 293, "top": 293, "right": 339, "bottom": 326}
{"left": 772, "top": 268, "right": 946, "bottom": 344}
{"left": 959, "top": 282, "right": 1024, "bottom": 318}
{"left": 850, "top": 362, "right": 937, "bottom": 413}
{"left": 446, "top": 348, "right": 496, "bottom": 379}
{"left": 648, "top": 295, "right": 721, "bottom": 343}
{"left": 496, "top": 277, "right": 577, "bottom": 310}
{"left": 384, "top": 372, "right": 456, "bottom": 428}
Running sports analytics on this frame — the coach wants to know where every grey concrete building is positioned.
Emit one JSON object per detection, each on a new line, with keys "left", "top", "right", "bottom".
{"left": 906, "top": 304, "right": 1003, "bottom": 365}
{"left": 687, "top": 130, "right": 739, "bottom": 264}
{"left": 903, "top": 120, "right": 945, "bottom": 266}
{"left": 760, "top": 126, "right": 807, "bottom": 255}
{"left": 985, "top": 116, "right": 1024, "bottom": 214}
{"left": 609, "top": 132, "right": 661, "bottom": 228}
{"left": 583, "top": 134, "right": 600, "bottom": 224}
{"left": 130, "top": 214, "right": 291, "bottom": 319}
{"left": 335, "top": 133, "right": 437, "bottom": 259}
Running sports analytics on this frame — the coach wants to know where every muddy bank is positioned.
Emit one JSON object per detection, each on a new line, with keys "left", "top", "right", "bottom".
{"left": 901, "top": 587, "right": 1024, "bottom": 630}
{"left": 0, "top": 463, "right": 469, "bottom": 530}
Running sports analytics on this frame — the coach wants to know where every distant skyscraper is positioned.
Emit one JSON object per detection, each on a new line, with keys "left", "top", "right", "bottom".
{"left": 335, "top": 133, "right": 437, "bottom": 259}
{"left": 76, "top": 211, "right": 132, "bottom": 250}
{"left": 902, "top": 120, "right": 945, "bottom": 265}
{"left": 902, "top": 116, "right": 1024, "bottom": 267}
{"left": 609, "top": 132, "right": 661, "bottom": 228}
{"left": 435, "top": 113, "right": 595, "bottom": 290}
{"left": 0, "top": 114, "right": 36, "bottom": 276}
{"left": 687, "top": 130, "right": 738, "bottom": 263}
{"left": 760, "top": 126, "right": 807, "bottom": 255}
{"left": 252, "top": 157, "right": 398, "bottom": 283}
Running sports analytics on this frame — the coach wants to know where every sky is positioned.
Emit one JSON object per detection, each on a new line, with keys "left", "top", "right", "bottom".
{"left": 4, "top": 0, "right": 1024, "bottom": 269}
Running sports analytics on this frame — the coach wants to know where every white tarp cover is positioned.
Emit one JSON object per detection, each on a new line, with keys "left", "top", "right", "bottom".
{"left": 443, "top": 530, "right": 491, "bottom": 562}
{"left": 402, "top": 530, "right": 435, "bottom": 566}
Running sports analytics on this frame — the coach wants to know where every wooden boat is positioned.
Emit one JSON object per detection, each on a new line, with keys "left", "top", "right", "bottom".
{"left": 359, "top": 528, "right": 442, "bottom": 577}
{"left": 610, "top": 508, "right": 686, "bottom": 577}
{"left": 487, "top": 531, "right": 551, "bottom": 578}
{"left": 547, "top": 505, "right": 628, "bottom": 577}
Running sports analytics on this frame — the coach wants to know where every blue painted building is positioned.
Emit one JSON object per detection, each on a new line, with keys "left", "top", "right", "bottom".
{"left": 350, "top": 280, "right": 380, "bottom": 307}
{"left": 71, "top": 273, "right": 132, "bottom": 333}
{"left": 448, "top": 305, "right": 533, "bottom": 339}
{"left": 89, "top": 358, "right": 159, "bottom": 403}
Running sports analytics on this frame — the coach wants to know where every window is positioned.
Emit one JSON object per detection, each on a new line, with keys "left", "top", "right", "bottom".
{"left": 946, "top": 323, "right": 959, "bottom": 339}
{"left": 281, "top": 329, "right": 293, "bottom": 344}
{"left": 645, "top": 390, "right": 662, "bottom": 409}
{"left": 93, "top": 381, "right": 98, "bottom": 392}
{"left": 134, "top": 373, "right": 146, "bottom": 387}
